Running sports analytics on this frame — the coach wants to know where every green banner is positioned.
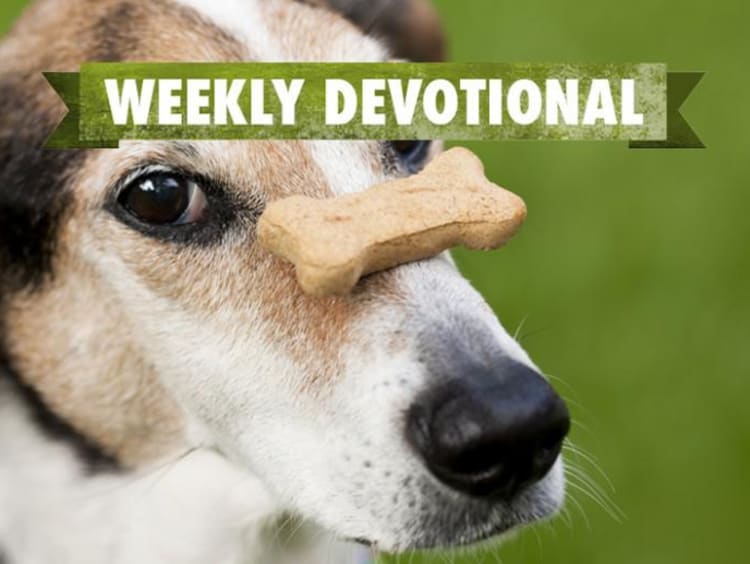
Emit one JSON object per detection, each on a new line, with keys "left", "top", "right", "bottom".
{"left": 43, "top": 62, "right": 702, "bottom": 149}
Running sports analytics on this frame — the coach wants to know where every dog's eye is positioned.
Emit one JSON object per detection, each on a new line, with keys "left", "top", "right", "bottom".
{"left": 387, "top": 140, "right": 431, "bottom": 174}
{"left": 118, "top": 173, "right": 207, "bottom": 225}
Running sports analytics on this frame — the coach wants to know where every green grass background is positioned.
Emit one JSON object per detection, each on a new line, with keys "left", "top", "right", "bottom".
{"left": 1, "top": 1, "right": 748, "bottom": 564}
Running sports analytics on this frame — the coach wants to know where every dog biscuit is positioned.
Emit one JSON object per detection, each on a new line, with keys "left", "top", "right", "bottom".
{"left": 258, "top": 147, "right": 527, "bottom": 296}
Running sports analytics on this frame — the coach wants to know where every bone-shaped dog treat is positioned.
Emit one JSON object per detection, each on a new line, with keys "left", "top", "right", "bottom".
{"left": 258, "top": 147, "right": 527, "bottom": 296}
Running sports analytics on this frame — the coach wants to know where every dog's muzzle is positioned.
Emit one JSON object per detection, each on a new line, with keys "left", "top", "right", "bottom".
{"left": 405, "top": 339, "right": 570, "bottom": 500}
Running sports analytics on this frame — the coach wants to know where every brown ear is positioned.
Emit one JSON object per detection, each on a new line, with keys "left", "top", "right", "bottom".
{"left": 306, "top": 0, "right": 446, "bottom": 61}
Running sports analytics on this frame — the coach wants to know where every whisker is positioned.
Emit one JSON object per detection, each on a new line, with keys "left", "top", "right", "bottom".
{"left": 565, "top": 476, "right": 624, "bottom": 523}
{"left": 282, "top": 513, "right": 311, "bottom": 549}
{"left": 542, "top": 373, "right": 582, "bottom": 402}
{"left": 557, "top": 394, "right": 589, "bottom": 414}
{"left": 544, "top": 516, "right": 560, "bottom": 539}
{"left": 530, "top": 525, "right": 544, "bottom": 559}
{"left": 557, "top": 503, "right": 574, "bottom": 530}
{"left": 563, "top": 441, "right": 616, "bottom": 493}
{"left": 564, "top": 462, "right": 614, "bottom": 503}
{"left": 72, "top": 445, "right": 200, "bottom": 502}
{"left": 570, "top": 418, "right": 595, "bottom": 436}
{"left": 517, "top": 326, "right": 551, "bottom": 344}
{"left": 565, "top": 468, "right": 624, "bottom": 523}
{"left": 513, "top": 314, "right": 530, "bottom": 341}
{"left": 489, "top": 542, "right": 504, "bottom": 564}
{"left": 565, "top": 490, "right": 592, "bottom": 530}
{"left": 268, "top": 512, "right": 295, "bottom": 552}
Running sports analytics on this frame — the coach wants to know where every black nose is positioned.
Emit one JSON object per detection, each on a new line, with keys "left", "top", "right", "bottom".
{"left": 406, "top": 359, "right": 570, "bottom": 499}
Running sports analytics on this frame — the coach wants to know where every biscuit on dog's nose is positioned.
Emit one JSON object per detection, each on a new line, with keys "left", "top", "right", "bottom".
{"left": 257, "top": 147, "right": 527, "bottom": 296}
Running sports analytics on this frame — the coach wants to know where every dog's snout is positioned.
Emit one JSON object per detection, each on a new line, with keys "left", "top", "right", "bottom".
{"left": 406, "top": 359, "right": 570, "bottom": 499}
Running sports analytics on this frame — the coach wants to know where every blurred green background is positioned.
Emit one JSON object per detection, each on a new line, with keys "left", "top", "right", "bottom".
{"left": 1, "top": 1, "right": 747, "bottom": 564}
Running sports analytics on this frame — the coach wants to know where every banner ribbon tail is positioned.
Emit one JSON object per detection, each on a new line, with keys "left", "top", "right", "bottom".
{"left": 44, "top": 72, "right": 79, "bottom": 148}
{"left": 630, "top": 72, "right": 705, "bottom": 149}
{"left": 44, "top": 72, "right": 117, "bottom": 149}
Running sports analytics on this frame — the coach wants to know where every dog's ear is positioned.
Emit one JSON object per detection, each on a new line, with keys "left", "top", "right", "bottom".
{"left": 307, "top": 0, "right": 446, "bottom": 62}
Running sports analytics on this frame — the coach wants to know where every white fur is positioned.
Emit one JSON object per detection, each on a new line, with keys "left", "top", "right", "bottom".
{"left": 0, "top": 380, "right": 268, "bottom": 564}
{"left": 308, "top": 141, "right": 385, "bottom": 194}
{"left": 0, "top": 379, "right": 373, "bottom": 564}
{"left": 175, "top": 0, "right": 285, "bottom": 60}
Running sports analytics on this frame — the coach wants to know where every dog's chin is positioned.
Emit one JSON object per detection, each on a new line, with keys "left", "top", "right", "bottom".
{"left": 390, "top": 503, "right": 561, "bottom": 553}
{"left": 348, "top": 520, "right": 520, "bottom": 553}
{"left": 342, "top": 466, "right": 565, "bottom": 554}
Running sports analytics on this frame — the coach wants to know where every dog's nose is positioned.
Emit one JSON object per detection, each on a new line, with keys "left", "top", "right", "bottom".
{"left": 406, "top": 359, "right": 570, "bottom": 499}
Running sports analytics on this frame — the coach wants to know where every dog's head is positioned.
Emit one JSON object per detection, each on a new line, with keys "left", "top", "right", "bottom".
{"left": 0, "top": 0, "right": 568, "bottom": 552}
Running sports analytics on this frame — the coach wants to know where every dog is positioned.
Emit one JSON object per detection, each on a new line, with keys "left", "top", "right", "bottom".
{"left": 0, "top": 1, "right": 570, "bottom": 563}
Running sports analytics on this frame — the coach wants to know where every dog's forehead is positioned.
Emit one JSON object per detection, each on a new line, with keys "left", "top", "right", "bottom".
{"left": 1, "top": 0, "right": 387, "bottom": 74}
{"left": 174, "top": 0, "right": 388, "bottom": 63}
{"left": 167, "top": 0, "right": 392, "bottom": 199}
